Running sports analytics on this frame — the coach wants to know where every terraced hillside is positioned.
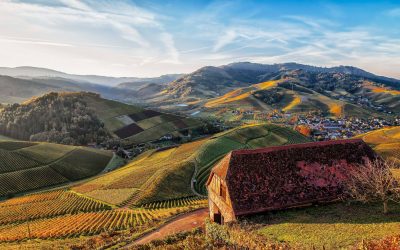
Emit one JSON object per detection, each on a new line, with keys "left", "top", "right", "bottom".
{"left": 0, "top": 141, "right": 112, "bottom": 197}
{"left": 356, "top": 126, "right": 400, "bottom": 163}
{"left": 72, "top": 124, "right": 310, "bottom": 207}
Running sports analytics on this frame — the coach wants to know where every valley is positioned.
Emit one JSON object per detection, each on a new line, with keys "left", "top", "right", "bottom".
{"left": 0, "top": 124, "right": 310, "bottom": 248}
{"left": 2, "top": 1, "right": 400, "bottom": 248}
{"left": 0, "top": 62, "right": 399, "bottom": 250}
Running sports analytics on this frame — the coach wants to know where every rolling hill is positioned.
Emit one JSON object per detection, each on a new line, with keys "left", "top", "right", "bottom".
{"left": 0, "top": 74, "right": 138, "bottom": 104}
{"left": 1, "top": 63, "right": 398, "bottom": 120}
{"left": 145, "top": 62, "right": 399, "bottom": 120}
{"left": 72, "top": 124, "right": 310, "bottom": 207}
{"left": 199, "top": 79, "right": 388, "bottom": 120}
{"left": 0, "top": 92, "right": 202, "bottom": 146}
{"left": 356, "top": 126, "right": 400, "bottom": 163}
{"left": 0, "top": 67, "right": 182, "bottom": 104}
{"left": 0, "top": 140, "right": 112, "bottom": 198}
{"left": 0, "top": 75, "right": 63, "bottom": 103}
{"left": 0, "top": 66, "right": 148, "bottom": 86}
{"left": 160, "top": 62, "right": 399, "bottom": 101}
{"left": 1, "top": 124, "right": 398, "bottom": 249}
{"left": 0, "top": 123, "right": 308, "bottom": 247}
{"left": 116, "top": 74, "right": 183, "bottom": 90}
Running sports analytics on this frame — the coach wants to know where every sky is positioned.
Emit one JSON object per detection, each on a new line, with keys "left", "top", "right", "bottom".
{"left": 0, "top": 0, "right": 400, "bottom": 78}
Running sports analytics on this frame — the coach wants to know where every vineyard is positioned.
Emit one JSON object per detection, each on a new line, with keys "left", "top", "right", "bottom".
{"left": 71, "top": 124, "right": 309, "bottom": 206}
{"left": 72, "top": 139, "right": 207, "bottom": 206}
{"left": 139, "top": 196, "right": 207, "bottom": 209}
{"left": 0, "top": 189, "right": 207, "bottom": 242}
{"left": 193, "top": 124, "right": 310, "bottom": 194}
{"left": 0, "top": 124, "right": 311, "bottom": 245}
{"left": 0, "top": 190, "right": 110, "bottom": 225}
{"left": 0, "top": 209, "right": 152, "bottom": 241}
{"left": 0, "top": 141, "right": 113, "bottom": 197}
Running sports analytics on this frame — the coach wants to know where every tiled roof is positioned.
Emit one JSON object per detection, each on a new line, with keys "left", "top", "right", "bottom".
{"left": 208, "top": 139, "right": 376, "bottom": 216}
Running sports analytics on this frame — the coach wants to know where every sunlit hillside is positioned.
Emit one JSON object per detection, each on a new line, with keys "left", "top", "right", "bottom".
{"left": 356, "top": 126, "right": 400, "bottom": 163}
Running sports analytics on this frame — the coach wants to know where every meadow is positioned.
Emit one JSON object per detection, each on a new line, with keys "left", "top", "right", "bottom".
{"left": 256, "top": 202, "right": 400, "bottom": 249}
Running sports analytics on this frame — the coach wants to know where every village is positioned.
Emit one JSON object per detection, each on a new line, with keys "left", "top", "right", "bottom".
{"left": 228, "top": 107, "right": 399, "bottom": 140}
{"left": 294, "top": 115, "right": 400, "bottom": 141}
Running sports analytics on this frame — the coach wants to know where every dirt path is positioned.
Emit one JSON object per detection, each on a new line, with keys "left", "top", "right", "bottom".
{"left": 127, "top": 208, "right": 209, "bottom": 247}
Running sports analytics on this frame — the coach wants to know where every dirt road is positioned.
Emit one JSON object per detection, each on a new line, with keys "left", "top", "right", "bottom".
{"left": 128, "top": 208, "right": 208, "bottom": 247}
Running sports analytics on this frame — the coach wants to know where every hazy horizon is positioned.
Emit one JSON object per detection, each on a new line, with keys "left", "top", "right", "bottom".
{"left": 1, "top": 0, "right": 400, "bottom": 78}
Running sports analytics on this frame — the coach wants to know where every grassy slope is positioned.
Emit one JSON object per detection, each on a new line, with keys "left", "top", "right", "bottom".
{"left": 83, "top": 94, "right": 202, "bottom": 144}
{"left": 257, "top": 202, "right": 400, "bottom": 249}
{"left": 241, "top": 126, "right": 400, "bottom": 249}
{"left": 84, "top": 95, "right": 142, "bottom": 132}
{"left": 355, "top": 126, "right": 400, "bottom": 163}
{"left": 0, "top": 141, "right": 112, "bottom": 197}
{"left": 199, "top": 80, "right": 381, "bottom": 120}
{"left": 73, "top": 124, "right": 310, "bottom": 206}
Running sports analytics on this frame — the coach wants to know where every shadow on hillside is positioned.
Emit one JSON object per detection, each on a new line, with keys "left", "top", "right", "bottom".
{"left": 244, "top": 201, "right": 400, "bottom": 225}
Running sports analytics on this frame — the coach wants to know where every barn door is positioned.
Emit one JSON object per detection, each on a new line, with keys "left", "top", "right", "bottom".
{"left": 214, "top": 213, "right": 222, "bottom": 224}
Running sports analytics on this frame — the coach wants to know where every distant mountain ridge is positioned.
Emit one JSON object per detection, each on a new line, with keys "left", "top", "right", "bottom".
{"left": 163, "top": 62, "right": 400, "bottom": 100}
{"left": 224, "top": 62, "right": 400, "bottom": 84}
{"left": 0, "top": 66, "right": 183, "bottom": 87}
{"left": 0, "top": 74, "right": 137, "bottom": 104}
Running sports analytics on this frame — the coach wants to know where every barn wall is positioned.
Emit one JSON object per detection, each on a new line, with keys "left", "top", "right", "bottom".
{"left": 207, "top": 175, "right": 236, "bottom": 223}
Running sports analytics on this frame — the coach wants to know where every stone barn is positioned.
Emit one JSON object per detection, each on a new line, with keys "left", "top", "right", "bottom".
{"left": 206, "top": 139, "right": 376, "bottom": 224}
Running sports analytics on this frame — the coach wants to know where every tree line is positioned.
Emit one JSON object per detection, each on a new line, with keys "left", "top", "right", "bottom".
{"left": 0, "top": 92, "right": 111, "bottom": 145}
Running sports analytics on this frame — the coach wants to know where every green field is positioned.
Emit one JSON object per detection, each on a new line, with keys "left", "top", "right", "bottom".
{"left": 83, "top": 94, "right": 202, "bottom": 145}
{"left": 0, "top": 141, "right": 113, "bottom": 197}
{"left": 256, "top": 202, "right": 400, "bottom": 249}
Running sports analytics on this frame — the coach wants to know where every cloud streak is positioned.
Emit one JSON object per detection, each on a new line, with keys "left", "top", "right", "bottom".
{"left": 0, "top": 0, "right": 399, "bottom": 78}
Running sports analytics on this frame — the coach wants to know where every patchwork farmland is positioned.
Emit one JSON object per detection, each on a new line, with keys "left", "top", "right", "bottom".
{"left": 83, "top": 94, "right": 202, "bottom": 145}
{"left": 0, "top": 141, "right": 112, "bottom": 197}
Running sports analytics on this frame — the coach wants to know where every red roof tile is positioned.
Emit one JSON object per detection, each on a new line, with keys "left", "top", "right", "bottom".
{"left": 208, "top": 139, "right": 376, "bottom": 216}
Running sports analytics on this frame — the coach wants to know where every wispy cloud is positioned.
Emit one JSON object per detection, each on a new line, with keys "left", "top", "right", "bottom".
{"left": 0, "top": 0, "right": 180, "bottom": 73}
{"left": 0, "top": 37, "right": 74, "bottom": 47}
{"left": 0, "top": 0, "right": 399, "bottom": 78}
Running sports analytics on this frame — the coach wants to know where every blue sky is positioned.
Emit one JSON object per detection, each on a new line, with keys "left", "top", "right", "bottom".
{"left": 0, "top": 0, "right": 399, "bottom": 78}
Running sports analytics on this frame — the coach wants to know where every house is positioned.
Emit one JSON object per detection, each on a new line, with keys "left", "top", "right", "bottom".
{"left": 206, "top": 139, "right": 376, "bottom": 224}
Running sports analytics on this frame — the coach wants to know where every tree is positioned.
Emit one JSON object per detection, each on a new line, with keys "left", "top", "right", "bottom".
{"left": 344, "top": 159, "right": 400, "bottom": 214}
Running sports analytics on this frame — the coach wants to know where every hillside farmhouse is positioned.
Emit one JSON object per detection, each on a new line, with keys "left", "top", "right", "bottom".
{"left": 206, "top": 139, "right": 376, "bottom": 224}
